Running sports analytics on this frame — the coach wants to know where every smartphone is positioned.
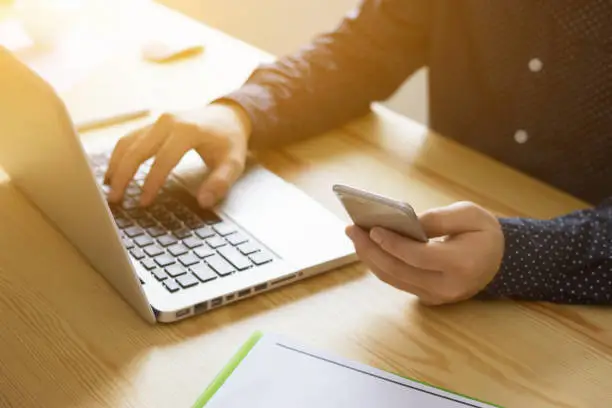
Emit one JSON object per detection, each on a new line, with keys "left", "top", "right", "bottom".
{"left": 333, "top": 184, "right": 428, "bottom": 242}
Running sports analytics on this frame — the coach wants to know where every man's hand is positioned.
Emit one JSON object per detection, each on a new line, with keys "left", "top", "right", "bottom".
{"left": 346, "top": 201, "right": 505, "bottom": 305}
{"left": 105, "top": 101, "right": 252, "bottom": 208}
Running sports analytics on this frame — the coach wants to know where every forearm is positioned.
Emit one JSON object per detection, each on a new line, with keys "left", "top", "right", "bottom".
{"left": 220, "top": 0, "right": 430, "bottom": 149}
{"left": 482, "top": 198, "right": 612, "bottom": 304}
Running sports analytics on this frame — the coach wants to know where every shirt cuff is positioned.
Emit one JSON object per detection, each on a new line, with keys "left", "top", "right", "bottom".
{"left": 475, "top": 218, "right": 545, "bottom": 300}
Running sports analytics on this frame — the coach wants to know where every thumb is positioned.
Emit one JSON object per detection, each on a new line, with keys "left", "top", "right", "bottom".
{"left": 418, "top": 201, "right": 494, "bottom": 238}
{"left": 197, "top": 156, "right": 245, "bottom": 208}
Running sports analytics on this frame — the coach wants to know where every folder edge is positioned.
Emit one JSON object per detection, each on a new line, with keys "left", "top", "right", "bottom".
{"left": 192, "top": 330, "right": 264, "bottom": 408}
{"left": 192, "top": 331, "right": 503, "bottom": 408}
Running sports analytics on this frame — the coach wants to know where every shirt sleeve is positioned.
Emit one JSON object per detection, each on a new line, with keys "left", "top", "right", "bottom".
{"left": 480, "top": 198, "right": 612, "bottom": 304}
{"left": 218, "top": 0, "right": 430, "bottom": 148}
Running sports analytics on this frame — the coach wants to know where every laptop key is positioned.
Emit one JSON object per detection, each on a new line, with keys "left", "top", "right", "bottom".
{"left": 173, "top": 227, "right": 192, "bottom": 239}
{"left": 148, "top": 203, "right": 166, "bottom": 215}
{"left": 191, "top": 263, "right": 218, "bottom": 282}
{"left": 194, "top": 245, "right": 215, "bottom": 259}
{"left": 154, "top": 254, "right": 175, "bottom": 268}
{"left": 144, "top": 245, "right": 164, "bottom": 257}
{"left": 176, "top": 273, "right": 200, "bottom": 289}
{"left": 206, "top": 255, "right": 234, "bottom": 277}
{"left": 175, "top": 209, "right": 194, "bottom": 222}
{"left": 134, "top": 235, "right": 154, "bottom": 248}
{"left": 109, "top": 205, "right": 123, "bottom": 216}
{"left": 90, "top": 153, "right": 108, "bottom": 166}
{"left": 138, "top": 216, "right": 157, "bottom": 229}
{"left": 157, "top": 180, "right": 222, "bottom": 223}
{"left": 195, "top": 226, "right": 215, "bottom": 239}
{"left": 227, "top": 232, "right": 248, "bottom": 246}
{"left": 218, "top": 246, "right": 252, "bottom": 271}
{"left": 130, "top": 248, "right": 145, "bottom": 260}
{"left": 151, "top": 268, "right": 168, "bottom": 281}
{"left": 122, "top": 199, "right": 139, "bottom": 210}
{"left": 126, "top": 185, "right": 141, "bottom": 197}
{"left": 168, "top": 244, "right": 189, "bottom": 257}
{"left": 141, "top": 258, "right": 157, "bottom": 271}
{"left": 115, "top": 217, "right": 133, "bottom": 229}
{"left": 183, "top": 236, "right": 203, "bottom": 249}
{"left": 155, "top": 211, "right": 174, "bottom": 223}
{"left": 122, "top": 238, "right": 135, "bottom": 250}
{"left": 199, "top": 211, "right": 222, "bottom": 225}
{"left": 147, "top": 226, "right": 166, "bottom": 238}
{"left": 158, "top": 235, "right": 178, "bottom": 247}
{"left": 163, "top": 279, "right": 180, "bottom": 293}
{"left": 124, "top": 225, "right": 145, "bottom": 238}
{"left": 206, "top": 236, "right": 227, "bottom": 249}
{"left": 162, "top": 219, "right": 182, "bottom": 231}
{"left": 179, "top": 253, "right": 200, "bottom": 267}
{"left": 213, "top": 222, "right": 237, "bottom": 237}
{"left": 165, "top": 264, "right": 187, "bottom": 278}
{"left": 237, "top": 242, "right": 259, "bottom": 255}
{"left": 134, "top": 169, "right": 148, "bottom": 181}
{"left": 127, "top": 208, "right": 146, "bottom": 219}
{"left": 185, "top": 218, "right": 205, "bottom": 229}
{"left": 250, "top": 252, "right": 273, "bottom": 266}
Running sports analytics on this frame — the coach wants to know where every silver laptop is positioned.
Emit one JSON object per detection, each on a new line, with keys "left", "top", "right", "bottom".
{"left": 0, "top": 48, "right": 357, "bottom": 323}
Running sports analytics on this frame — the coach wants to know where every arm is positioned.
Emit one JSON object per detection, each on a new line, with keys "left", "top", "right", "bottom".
{"left": 220, "top": 0, "right": 430, "bottom": 148}
{"left": 482, "top": 198, "right": 612, "bottom": 304}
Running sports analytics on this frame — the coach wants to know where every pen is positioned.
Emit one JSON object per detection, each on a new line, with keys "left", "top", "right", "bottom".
{"left": 75, "top": 108, "right": 151, "bottom": 132}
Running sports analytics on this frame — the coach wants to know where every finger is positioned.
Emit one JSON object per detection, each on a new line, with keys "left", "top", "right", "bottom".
{"left": 369, "top": 227, "right": 450, "bottom": 271}
{"left": 346, "top": 226, "right": 440, "bottom": 290}
{"left": 196, "top": 156, "right": 244, "bottom": 208}
{"left": 105, "top": 128, "right": 143, "bottom": 182}
{"left": 140, "top": 133, "right": 193, "bottom": 206}
{"left": 108, "top": 114, "right": 174, "bottom": 202}
{"left": 418, "top": 201, "right": 491, "bottom": 238}
{"left": 368, "top": 263, "right": 433, "bottom": 301}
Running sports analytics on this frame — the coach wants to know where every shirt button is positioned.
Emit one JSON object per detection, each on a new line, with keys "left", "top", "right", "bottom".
{"left": 529, "top": 58, "right": 543, "bottom": 72}
{"left": 514, "top": 129, "right": 529, "bottom": 144}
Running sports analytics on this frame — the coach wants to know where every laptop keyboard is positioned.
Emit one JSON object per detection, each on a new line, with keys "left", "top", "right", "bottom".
{"left": 89, "top": 152, "right": 274, "bottom": 294}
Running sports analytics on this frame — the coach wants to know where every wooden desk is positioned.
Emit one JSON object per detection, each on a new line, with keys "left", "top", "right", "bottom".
{"left": 1, "top": 3, "right": 610, "bottom": 408}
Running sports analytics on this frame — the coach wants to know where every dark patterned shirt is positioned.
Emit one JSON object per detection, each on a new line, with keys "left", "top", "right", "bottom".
{"left": 221, "top": 0, "right": 612, "bottom": 304}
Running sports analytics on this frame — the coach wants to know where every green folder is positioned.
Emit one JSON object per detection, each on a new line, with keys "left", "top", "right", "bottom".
{"left": 193, "top": 331, "right": 502, "bottom": 408}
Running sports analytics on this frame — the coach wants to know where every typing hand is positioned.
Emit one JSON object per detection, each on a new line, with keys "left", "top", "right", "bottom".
{"left": 105, "top": 101, "right": 252, "bottom": 208}
{"left": 346, "top": 202, "right": 504, "bottom": 305}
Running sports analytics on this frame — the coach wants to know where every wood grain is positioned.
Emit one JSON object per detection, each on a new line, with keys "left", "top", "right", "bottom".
{"left": 0, "top": 2, "right": 610, "bottom": 408}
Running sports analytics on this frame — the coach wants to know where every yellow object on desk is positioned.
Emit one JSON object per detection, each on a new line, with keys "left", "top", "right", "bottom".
{"left": 0, "top": 2, "right": 608, "bottom": 408}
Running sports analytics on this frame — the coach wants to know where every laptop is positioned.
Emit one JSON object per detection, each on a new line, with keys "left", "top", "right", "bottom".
{"left": 0, "top": 48, "right": 357, "bottom": 324}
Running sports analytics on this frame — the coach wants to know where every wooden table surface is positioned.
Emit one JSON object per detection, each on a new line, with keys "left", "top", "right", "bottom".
{"left": 1, "top": 3, "right": 610, "bottom": 408}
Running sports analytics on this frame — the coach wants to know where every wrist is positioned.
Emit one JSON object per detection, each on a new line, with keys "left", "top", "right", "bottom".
{"left": 478, "top": 218, "right": 530, "bottom": 299}
{"left": 210, "top": 100, "right": 253, "bottom": 143}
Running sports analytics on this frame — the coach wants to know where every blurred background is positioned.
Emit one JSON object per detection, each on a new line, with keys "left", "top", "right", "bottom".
{"left": 0, "top": 0, "right": 428, "bottom": 125}
{"left": 157, "top": 0, "right": 429, "bottom": 125}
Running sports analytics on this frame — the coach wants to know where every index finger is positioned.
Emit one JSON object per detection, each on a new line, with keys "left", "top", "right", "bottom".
{"left": 369, "top": 227, "right": 451, "bottom": 271}
{"left": 105, "top": 126, "right": 147, "bottom": 181}
{"left": 140, "top": 132, "right": 193, "bottom": 206}
{"left": 108, "top": 115, "right": 174, "bottom": 202}
{"left": 346, "top": 226, "right": 441, "bottom": 290}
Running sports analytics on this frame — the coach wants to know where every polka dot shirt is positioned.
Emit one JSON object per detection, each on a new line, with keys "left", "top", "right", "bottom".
{"left": 220, "top": 1, "right": 612, "bottom": 303}
{"left": 481, "top": 199, "right": 612, "bottom": 304}
{"left": 223, "top": 1, "right": 611, "bottom": 204}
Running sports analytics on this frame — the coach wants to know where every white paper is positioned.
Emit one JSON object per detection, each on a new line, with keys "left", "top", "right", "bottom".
{"left": 206, "top": 335, "right": 496, "bottom": 408}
